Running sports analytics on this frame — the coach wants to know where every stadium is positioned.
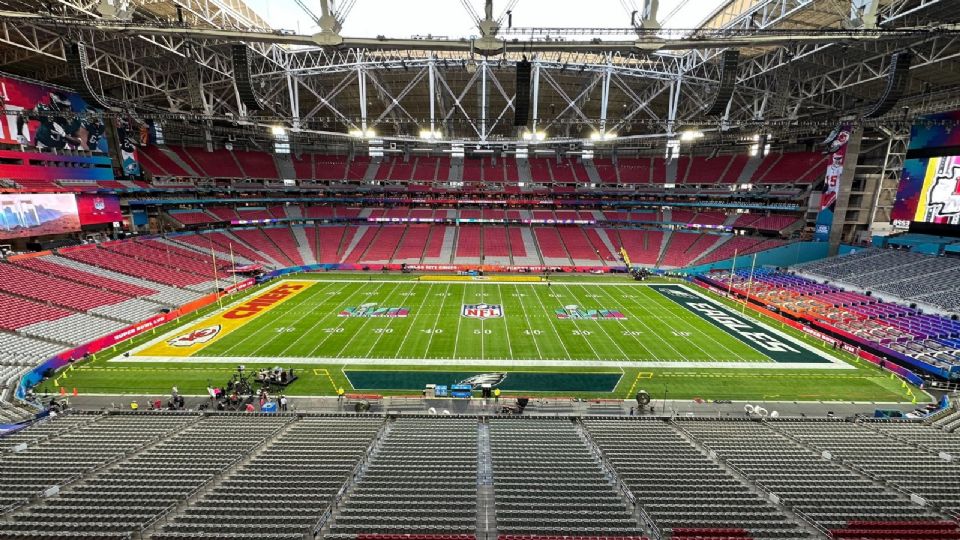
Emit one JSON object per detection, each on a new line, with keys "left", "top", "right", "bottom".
{"left": 0, "top": 0, "right": 960, "bottom": 538}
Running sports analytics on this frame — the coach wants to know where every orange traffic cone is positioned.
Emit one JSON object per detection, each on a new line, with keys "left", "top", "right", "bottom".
{"left": 59, "top": 387, "right": 66, "bottom": 396}
{"left": 72, "top": 388, "right": 78, "bottom": 396}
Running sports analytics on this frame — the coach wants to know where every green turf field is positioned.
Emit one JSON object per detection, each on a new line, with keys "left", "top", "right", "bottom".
{"left": 47, "top": 274, "right": 923, "bottom": 403}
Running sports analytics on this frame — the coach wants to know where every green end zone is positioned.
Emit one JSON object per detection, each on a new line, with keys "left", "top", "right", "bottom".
{"left": 344, "top": 369, "right": 622, "bottom": 393}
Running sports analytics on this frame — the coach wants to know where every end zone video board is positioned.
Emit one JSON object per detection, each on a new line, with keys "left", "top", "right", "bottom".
{"left": 0, "top": 193, "right": 80, "bottom": 240}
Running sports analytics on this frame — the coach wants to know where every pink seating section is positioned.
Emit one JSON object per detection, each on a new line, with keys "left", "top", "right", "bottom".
{"left": 671, "top": 528, "right": 750, "bottom": 540}
{"left": 534, "top": 228, "right": 567, "bottom": 259}
{"left": 13, "top": 258, "right": 157, "bottom": 297}
{"left": 613, "top": 230, "right": 662, "bottom": 266}
{"left": 103, "top": 143, "right": 828, "bottom": 189}
{"left": 696, "top": 237, "right": 786, "bottom": 266}
{"left": 169, "top": 211, "right": 217, "bottom": 226}
{"left": 232, "top": 150, "right": 279, "bottom": 179}
{"left": 483, "top": 227, "right": 510, "bottom": 257}
{"left": 456, "top": 227, "right": 482, "bottom": 259}
{"left": 236, "top": 208, "right": 274, "bottom": 221}
{"left": 829, "top": 521, "right": 960, "bottom": 540}
{"left": 734, "top": 213, "right": 801, "bottom": 232}
{"left": 0, "top": 292, "right": 72, "bottom": 331}
{"left": 343, "top": 228, "right": 380, "bottom": 263}
{"left": 262, "top": 228, "right": 304, "bottom": 266}
{"left": 138, "top": 145, "right": 190, "bottom": 177}
{"left": 659, "top": 232, "right": 717, "bottom": 268}
{"left": 61, "top": 246, "right": 208, "bottom": 287}
{"left": 167, "top": 224, "right": 791, "bottom": 267}
{"left": 0, "top": 264, "right": 129, "bottom": 311}
{"left": 358, "top": 535, "right": 475, "bottom": 540}
{"left": 395, "top": 225, "right": 431, "bottom": 260}
{"left": 499, "top": 536, "right": 647, "bottom": 540}
{"left": 207, "top": 207, "right": 240, "bottom": 222}
{"left": 231, "top": 228, "right": 295, "bottom": 266}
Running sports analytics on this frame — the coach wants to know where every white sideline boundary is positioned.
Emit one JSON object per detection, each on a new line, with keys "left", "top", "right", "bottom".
{"left": 112, "top": 356, "right": 855, "bottom": 370}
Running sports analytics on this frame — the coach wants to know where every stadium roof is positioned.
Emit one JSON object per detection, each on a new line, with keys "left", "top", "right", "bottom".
{"left": 245, "top": 0, "right": 729, "bottom": 39}
{"left": 0, "top": 0, "right": 958, "bottom": 146}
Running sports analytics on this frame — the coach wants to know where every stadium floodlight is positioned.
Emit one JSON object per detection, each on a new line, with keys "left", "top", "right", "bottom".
{"left": 419, "top": 129, "right": 443, "bottom": 140}
{"left": 590, "top": 131, "right": 617, "bottom": 141}
{"left": 522, "top": 130, "right": 546, "bottom": 141}
{"left": 348, "top": 128, "right": 377, "bottom": 139}
{"left": 270, "top": 125, "right": 287, "bottom": 137}
{"left": 679, "top": 130, "right": 704, "bottom": 142}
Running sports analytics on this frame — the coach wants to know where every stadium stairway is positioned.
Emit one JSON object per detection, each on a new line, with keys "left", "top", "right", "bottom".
{"left": 274, "top": 153, "right": 297, "bottom": 179}
{"left": 161, "top": 236, "right": 258, "bottom": 268}
{"left": 0, "top": 413, "right": 203, "bottom": 521}
{"left": 688, "top": 234, "right": 733, "bottom": 267}
{"left": 517, "top": 228, "right": 545, "bottom": 267}
{"left": 291, "top": 225, "right": 319, "bottom": 265}
{"left": 40, "top": 255, "right": 202, "bottom": 307}
{"left": 592, "top": 229, "right": 621, "bottom": 266}
{"left": 159, "top": 146, "right": 200, "bottom": 176}
{"left": 655, "top": 229, "right": 673, "bottom": 266}
{"left": 140, "top": 416, "right": 300, "bottom": 539}
{"left": 221, "top": 230, "right": 285, "bottom": 268}
{"left": 477, "top": 421, "right": 498, "bottom": 539}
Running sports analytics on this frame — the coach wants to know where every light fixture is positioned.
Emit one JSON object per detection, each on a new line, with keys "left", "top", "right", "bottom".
{"left": 679, "top": 130, "right": 704, "bottom": 142}
{"left": 420, "top": 129, "right": 442, "bottom": 140}
{"left": 270, "top": 125, "right": 287, "bottom": 137}
{"left": 522, "top": 130, "right": 546, "bottom": 141}
{"left": 349, "top": 128, "right": 376, "bottom": 139}
{"left": 590, "top": 131, "right": 617, "bottom": 141}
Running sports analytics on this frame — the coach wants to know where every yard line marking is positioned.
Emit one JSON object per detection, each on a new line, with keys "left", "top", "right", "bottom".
{"left": 528, "top": 283, "right": 574, "bottom": 360}
{"left": 278, "top": 280, "right": 376, "bottom": 358}
{"left": 214, "top": 281, "right": 341, "bottom": 357}
{"left": 511, "top": 283, "right": 545, "bottom": 360}
{"left": 638, "top": 286, "right": 752, "bottom": 362}
{"left": 310, "top": 368, "right": 338, "bottom": 390}
{"left": 496, "top": 284, "right": 515, "bottom": 360}
{"left": 419, "top": 283, "right": 452, "bottom": 359}
{"left": 537, "top": 285, "right": 609, "bottom": 361}
{"left": 389, "top": 282, "right": 435, "bottom": 359}
{"left": 271, "top": 281, "right": 370, "bottom": 357}
{"left": 595, "top": 284, "right": 686, "bottom": 361}
{"left": 356, "top": 282, "right": 431, "bottom": 358}
{"left": 625, "top": 371, "right": 654, "bottom": 399}
{"left": 333, "top": 282, "right": 407, "bottom": 358}
{"left": 452, "top": 284, "right": 469, "bottom": 359}
{"left": 117, "top": 355, "right": 857, "bottom": 370}
{"left": 570, "top": 283, "right": 651, "bottom": 361}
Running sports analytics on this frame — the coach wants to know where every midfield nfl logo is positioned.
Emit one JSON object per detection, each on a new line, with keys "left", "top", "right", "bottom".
{"left": 462, "top": 304, "right": 504, "bottom": 319}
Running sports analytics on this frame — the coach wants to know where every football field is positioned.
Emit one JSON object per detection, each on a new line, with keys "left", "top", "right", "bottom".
{"left": 127, "top": 278, "right": 838, "bottom": 366}
{"left": 51, "top": 275, "right": 920, "bottom": 402}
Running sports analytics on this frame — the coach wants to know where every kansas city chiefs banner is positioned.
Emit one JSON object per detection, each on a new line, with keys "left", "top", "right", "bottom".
{"left": 821, "top": 128, "right": 851, "bottom": 211}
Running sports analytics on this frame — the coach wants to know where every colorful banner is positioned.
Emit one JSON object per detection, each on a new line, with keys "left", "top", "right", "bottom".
{"left": 0, "top": 149, "right": 113, "bottom": 184}
{"left": 815, "top": 126, "right": 851, "bottom": 241}
{"left": 115, "top": 116, "right": 141, "bottom": 177}
{"left": 0, "top": 193, "right": 80, "bottom": 240}
{"left": 76, "top": 194, "right": 122, "bottom": 225}
{"left": 900, "top": 155, "right": 960, "bottom": 225}
{"left": 0, "top": 75, "right": 108, "bottom": 152}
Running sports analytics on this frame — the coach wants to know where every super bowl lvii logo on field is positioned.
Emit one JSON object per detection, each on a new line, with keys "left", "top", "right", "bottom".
{"left": 462, "top": 304, "right": 504, "bottom": 319}
{"left": 339, "top": 303, "right": 410, "bottom": 318}
{"left": 555, "top": 305, "right": 626, "bottom": 320}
